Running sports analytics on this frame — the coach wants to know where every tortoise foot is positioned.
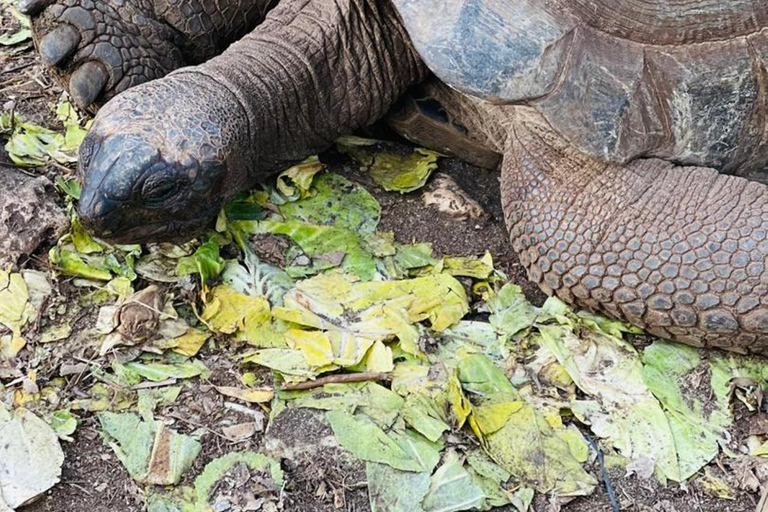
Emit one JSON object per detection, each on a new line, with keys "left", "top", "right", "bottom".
{"left": 21, "top": 0, "right": 185, "bottom": 110}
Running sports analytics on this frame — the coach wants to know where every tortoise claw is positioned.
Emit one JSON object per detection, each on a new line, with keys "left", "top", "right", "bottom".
{"left": 38, "top": 25, "right": 81, "bottom": 66}
{"left": 69, "top": 61, "right": 108, "bottom": 109}
{"left": 17, "top": 0, "right": 54, "bottom": 16}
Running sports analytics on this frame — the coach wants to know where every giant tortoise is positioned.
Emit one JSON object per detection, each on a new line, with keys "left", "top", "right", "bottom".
{"left": 19, "top": 0, "right": 768, "bottom": 351}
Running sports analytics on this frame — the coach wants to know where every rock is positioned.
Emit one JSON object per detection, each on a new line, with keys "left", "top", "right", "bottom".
{"left": 0, "top": 165, "right": 68, "bottom": 266}
{"left": 422, "top": 172, "right": 487, "bottom": 220}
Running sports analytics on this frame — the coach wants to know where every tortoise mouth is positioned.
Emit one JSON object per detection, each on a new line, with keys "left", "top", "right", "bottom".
{"left": 81, "top": 213, "right": 214, "bottom": 245}
{"left": 77, "top": 190, "right": 220, "bottom": 244}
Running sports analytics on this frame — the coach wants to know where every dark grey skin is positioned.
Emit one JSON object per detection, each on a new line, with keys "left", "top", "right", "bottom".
{"left": 23, "top": 0, "right": 768, "bottom": 352}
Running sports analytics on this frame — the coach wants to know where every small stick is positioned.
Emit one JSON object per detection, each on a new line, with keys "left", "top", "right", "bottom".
{"left": 281, "top": 372, "right": 392, "bottom": 391}
{"left": 586, "top": 436, "right": 620, "bottom": 512}
{"left": 131, "top": 378, "right": 177, "bottom": 390}
{"left": 756, "top": 485, "right": 768, "bottom": 512}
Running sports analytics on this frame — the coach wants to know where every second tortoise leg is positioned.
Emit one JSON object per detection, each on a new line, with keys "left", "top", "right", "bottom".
{"left": 20, "top": 0, "right": 278, "bottom": 109}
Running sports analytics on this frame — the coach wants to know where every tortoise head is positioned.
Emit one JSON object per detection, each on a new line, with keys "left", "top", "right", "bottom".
{"left": 76, "top": 79, "right": 251, "bottom": 244}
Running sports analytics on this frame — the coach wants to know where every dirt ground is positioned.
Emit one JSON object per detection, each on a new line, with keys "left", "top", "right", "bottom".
{"left": 1, "top": 6, "right": 764, "bottom": 512}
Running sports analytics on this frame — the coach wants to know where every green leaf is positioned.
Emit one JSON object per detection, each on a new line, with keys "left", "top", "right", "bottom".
{"left": 340, "top": 142, "right": 440, "bottom": 193}
{"left": 327, "top": 410, "right": 441, "bottom": 473}
{"left": 243, "top": 348, "right": 318, "bottom": 381}
{"left": 71, "top": 217, "right": 104, "bottom": 254}
{"left": 223, "top": 191, "right": 263, "bottom": 221}
{"left": 475, "top": 402, "right": 596, "bottom": 497}
{"left": 367, "top": 462, "right": 430, "bottom": 512}
{"left": 124, "top": 360, "right": 210, "bottom": 382}
{"left": 176, "top": 239, "right": 225, "bottom": 285}
{"left": 487, "top": 284, "right": 539, "bottom": 338}
{"left": 222, "top": 251, "right": 294, "bottom": 306}
{"left": 640, "top": 340, "right": 763, "bottom": 481}
{"left": 192, "top": 452, "right": 284, "bottom": 509}
{"left": 98, "top": 412, "right": 201, "bottom": 485}
{"left": 243, "top": 219, "right": 377, "bottom": 280}
{"left": 273, "top": 273, "right": 468, "bottom": 359}
{"left": 457, "top": 355, "right": 517, "bottom": 399}
{"left": 422, "top": 451, "right": 484, "bottom": 512}
{"left": 50, "top": 410, "right": 78, "bottom": 441}
{"left": 441, "top": 252, "right": 494, "bottom": 280}
{"left": 0, "top": 28, "right": 31, "bottom": 45}
{"left": 55, "top": 177, "right": 81, "bottom": 199}
{"left": 402, "top": 394, "right": 450, "bottom": 443}
{"left": 279, "top": 173, "right": 381, "bottom": 234}
{"left": 0, "top": 406, "right": 65, "bottom": 509}
{"left": 540, "top": 326, "right": 680, "bottom": 481}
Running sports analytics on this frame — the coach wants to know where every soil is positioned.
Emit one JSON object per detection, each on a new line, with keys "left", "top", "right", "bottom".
{"left": 0, "top": 7, "right": 762, "bottom": 512}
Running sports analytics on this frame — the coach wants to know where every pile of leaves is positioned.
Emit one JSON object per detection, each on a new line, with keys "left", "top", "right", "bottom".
{"left": 3, "top": 94, "right": 768, "bottom": 512}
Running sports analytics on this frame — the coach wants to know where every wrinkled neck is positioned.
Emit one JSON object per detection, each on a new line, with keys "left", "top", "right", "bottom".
{"left": 177, "top": 0, "right": 427, "bottom": 178}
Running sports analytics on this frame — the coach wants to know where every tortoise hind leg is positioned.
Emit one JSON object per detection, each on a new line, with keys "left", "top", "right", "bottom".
{"left": 386, "top": 83, "right": 502, "bottom": 170}
{"left": 499, "top": 107, "right": 768, "bottom": 353}
{"left": 20, "top": 0, "right": 277, "bottom": 110}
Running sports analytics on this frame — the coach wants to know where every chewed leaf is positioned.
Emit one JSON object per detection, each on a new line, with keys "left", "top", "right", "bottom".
{"left": 276, "top": 156, "right": 326, "bottom": 200}
{"left": 474, "top": 402, "right": 596, "bottom": 497}
{"left": 274, "top": 273, "right": 468, "bottom": 359}
{"left": 243, "top": 219, "right": 377, "bottom": 280}
{"left": 540, "top": 326, "right": 680, "bottom": 481}
{"left": 641, "top": 340, "right": 768, "bottom": 480}
{"left": 339, "top": 140, "right": 441, "bottom": 193}
{"left": 192, "top": 452, "right": 283, "bottom": 510}
{"left": 279, "top": 173, "right": 381, "bottom": 234}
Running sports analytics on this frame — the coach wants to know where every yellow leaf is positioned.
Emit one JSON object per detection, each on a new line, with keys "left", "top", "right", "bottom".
{"left": 285, "top": 329, "right": 335, "bottom": 367}
{"left": 170, "top": 328, "right": 211, "bottom": 357}
{"left": 215, "top": 386, "right": 274, "bottom": 403}
{"left": 201, "top": 285, "right": 271, "bottom": 336}
{"left": 276, "top": 156, "right": 325, "bottom": 199}
{"left": 359, "top": 340, "right": 394, "bottom": 373}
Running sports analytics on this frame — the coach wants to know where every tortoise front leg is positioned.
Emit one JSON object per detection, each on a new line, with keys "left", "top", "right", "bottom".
{"left": 74, "top": 0, "right": 426, "bottom": 243}
{"left": 500, "top": 107, "right": 768, "bottom": 353}
{"left": 20, "top": 0, "right": 277, "bottom": 109}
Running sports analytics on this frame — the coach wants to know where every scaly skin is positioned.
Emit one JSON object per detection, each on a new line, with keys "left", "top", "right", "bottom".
{"left": 61, "top": 0, "right": 766, "bottom": 351}
{"left": 20, "top": 0, "right": 276, "bottom": 108}
{"left": 76, "top": 0, "right": 426, "bottom": 241}
{"left": 409, "top": 80, "right": 768, "bottom": 352}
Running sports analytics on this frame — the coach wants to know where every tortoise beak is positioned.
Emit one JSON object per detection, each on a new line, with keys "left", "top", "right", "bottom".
{"left": 78, "top": 187, "right": 121, "bottom": 239}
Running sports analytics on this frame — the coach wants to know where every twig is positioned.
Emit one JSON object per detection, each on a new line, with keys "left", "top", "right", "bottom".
{"left": 586, "top": 436, "right": 620, "bottom": 512}
{"left": 756, "top": 485, "right": 768, "bottom": 512}
{"left": 280, "top": 372, "right": 392, "bottom": 391}
{"left": 131, "top": 378, "right": 177, "bottom": 390}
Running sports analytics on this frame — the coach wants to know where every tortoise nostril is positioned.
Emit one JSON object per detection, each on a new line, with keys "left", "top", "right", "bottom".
{"left": 78, "top": 189, "right": 111, "bottom": 224}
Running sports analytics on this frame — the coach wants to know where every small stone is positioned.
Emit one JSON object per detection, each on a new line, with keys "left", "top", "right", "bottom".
{"left": 422, "top": 173, "right": 487, "bottom": 220}
{"left": 0, "top": 165, "right": 68, "bottom": 266}
{"left": 222, "top": 422, "right": 258, "bottom": 441}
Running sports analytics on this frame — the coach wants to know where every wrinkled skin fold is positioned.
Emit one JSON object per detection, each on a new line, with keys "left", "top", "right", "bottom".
{"left": 26, "top": 0, "right": 768, "bottom": 351}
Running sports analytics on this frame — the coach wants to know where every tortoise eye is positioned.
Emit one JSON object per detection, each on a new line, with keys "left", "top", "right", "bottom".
{"left": 142, "top": 174, "right": 178, "bottom": 203}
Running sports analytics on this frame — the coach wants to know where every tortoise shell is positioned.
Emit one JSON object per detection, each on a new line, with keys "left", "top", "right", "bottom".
{"left": 393, "top": 0, "right": 768, "bottom": 178}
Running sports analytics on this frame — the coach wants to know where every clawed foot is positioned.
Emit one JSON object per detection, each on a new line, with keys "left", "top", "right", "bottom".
{"left": 20, "top": 0, "right": 185, "bottom": 109}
